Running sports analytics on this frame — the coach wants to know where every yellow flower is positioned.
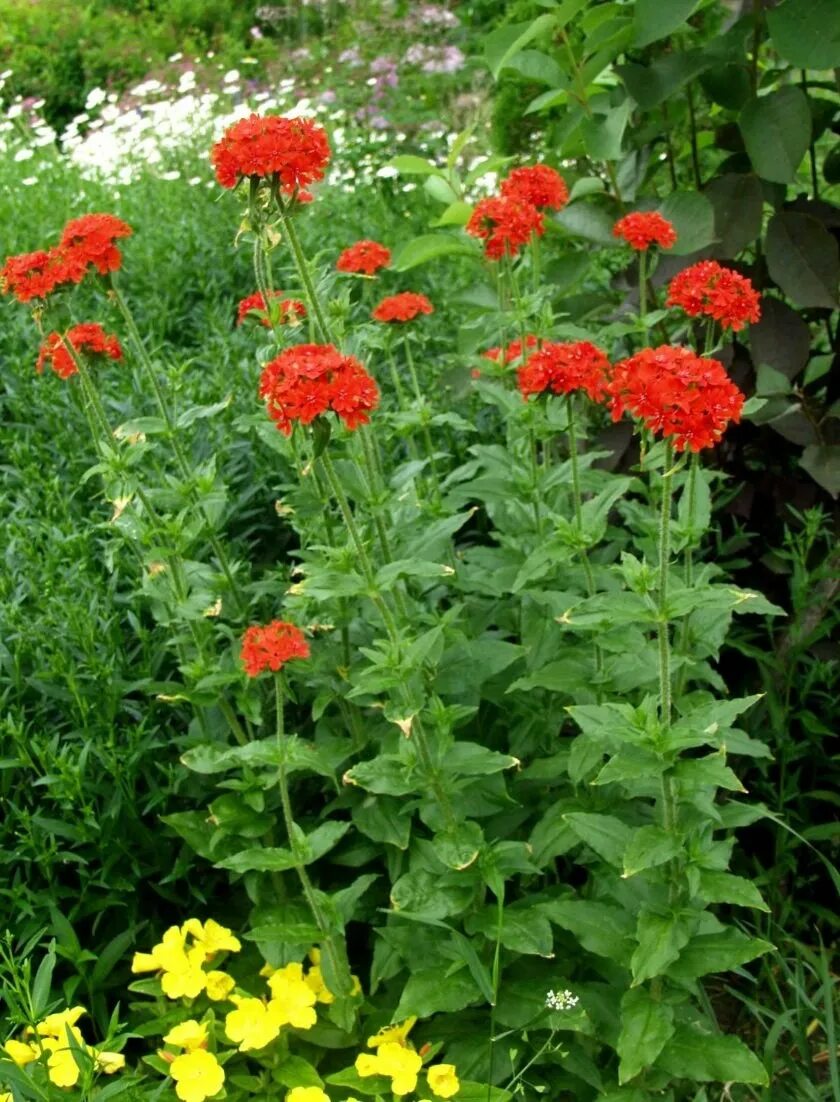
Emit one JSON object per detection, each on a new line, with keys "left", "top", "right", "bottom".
{"left": 427, "top": 1064, "right": 460, "bottom": 1098}
{"left": 366, "top": 1017, "right": 417, "bottom": 1048}
{"left": 224, "top": 996, "right": 282, "bottom": 1052}
{"left": 3, "top": 1039, "right": 39, "bottom": 1066}
{"left": 266, "top": 964, "right": 317, "bottom": 1030}
{"left": 36, "top": 1006, "right": 86, "bottom": 1037}
{"left": 170, "top": 1049, "right": 225, "bottom": 1102}
{"left": 132, "top": 927, "right": 208, "bottom": 999}
{"left": 286, "top": 1088, "right": 330, "bottom": 1102}
{"left": 94, "top": 1049, "right": 126, "bottom": 1074}
{"left": 1, "top": 1091, "right": 13, "bottom": 1102}
{"left": 356, "top": 1043, "right": 422, "bottom": 1096}
{"left": 46, "top": 1044, "right": 82, "bottom": 1088}
{"left": 183, "top": 920, "right": 241, "bottom": 961}
{"left": 164, "top": 1020, "right": 208, "bottom": 1051}
{"left": 303, "top": 964, "right": 334, "bottom": 1005}
{"left": 204, "top": 971, "right": 236, "bottom": 1001}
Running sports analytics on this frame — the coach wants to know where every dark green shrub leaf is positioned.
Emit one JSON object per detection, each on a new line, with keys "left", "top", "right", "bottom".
{"left": 564, "top": 812, "right": 632, "bottom": 866}
{"left": 395, "top": 968, "right": 482, "bottom": 1017}
{"left": 700, "top": 64, "right": 751, "bottom": 110}
{"left": 539, "top": 899, "right": 633, "bottom": 961}
{"left": 617, "top": 987, "right": 675, "bottom": 1083}
{"left": 696, "top": 870, "right": 770, "bottom": 911}
{"left": 391, "top": 234, "right": 479, "bottom": 271}
{"left": 659, "top": 192, "right": 716, "bottom": 255}
{"left": 468, "top": 905, "right": 554, "bottom": 957}
{"left": 484, "top": 14, "right": 558, "bottom": 79}
{"left": 633, "top": 0, "right": 700, "bottom": 47}
{"left": 766, "top": 212, "right": 840, "bottom": 308}
{"left": 800, "top": 444, "right": 840, "bottom": 496}
{"left": 432, "top": 821, "right": 484, "bottom": 870}
{"left": 739, "top": 88, "right": 811, "bottom": 183}
{"left": 623, "top": 825, "right": 683, "bottom": 878}
{"left": 273, "top": 1056, "right": 323, "bottom": 1088}
{"left": 668, "top": 929, "right": 774, "bottom": 980}
{"left": 631, "top": 909, "right": 692, "bottom": 985}
{"left": 750, "top": 298, "right": 811, "bottom": 380}
{"left": 704, "top": 173, "right": 763, "bottom": 257}
{"left": 767, "top": 0, "right": 840, "bottom": 70}
{"left": 617, "top": 51, "right": 710, "bottom": 109}
{"left": 656, "top": 1026, "right": 769, "bottom": 1085}
{"left": 555, "top": 202, "right": 622, "bottom": 247}
{"left": 216, "top": 821, "right": 351, "bottom": 872}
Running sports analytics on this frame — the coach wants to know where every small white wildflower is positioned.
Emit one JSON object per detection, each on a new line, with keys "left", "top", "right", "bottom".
{"left": 21, "top": 176, "right": 38, "bottom": 186}
{"left": 13, "top": 148, "right": 34, "bottom": 162}
{"left": 546, "top": 989, "right": 579, "bottom": 1011}
{"left": 223, "top": 69, "right": 240, "bottom": 84}
{"left": 168, "top": 52, "right": 183, "bottom": 62}
{"left": 160, "top": 169, "right": 181, "bottom": 180}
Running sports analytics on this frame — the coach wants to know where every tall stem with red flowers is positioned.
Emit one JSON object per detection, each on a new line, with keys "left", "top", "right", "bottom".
{"left": 657, "top": 441, "right": 679, "bottom": 854}
{"left": 566, "top": 396, "right": 602, "bottom": 678}
{"left": 274, "top": 195, "right": 332, "bottom": 343}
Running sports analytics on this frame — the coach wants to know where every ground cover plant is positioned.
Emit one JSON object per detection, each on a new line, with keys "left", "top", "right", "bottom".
{"left": 0, "top": 2, "right": 838, "bottom": 1101}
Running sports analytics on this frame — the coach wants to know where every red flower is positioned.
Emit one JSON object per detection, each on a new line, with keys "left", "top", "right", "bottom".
{"left": 236, "top": 290, "right": 307, "bottom": 327}
{"left": 60, "top": 213, "right": 133, "bottom": 276}
{"left": 518, "top": 341, "right": 610, "bottom": 402}
{"left": 483, "top": 335, "right": 539, "bottom": 365}
{"left": 241, "top": 620, "right": 310, "bottom": 677}
{"left": 372, "top": 292, "right": 434, "bottom": 323}
{"left": 501, "top": 165, "right": 568, "bottom": 211}
{"left": 211, "top": 113, "right": 330, "bottom": 194}
{"left": 606, "top": 345, "right": 745, "bottom": 452}
{"left": 337, "top": 240, "right": 391, "bottom": 276}
{"left": 466, "top": 196, "right": 544, "bottom": 260}
{"left": 259, "top": 342, "right": 379, "bottom": 435}
{"left": 666, "top": 260, "right": 761, "bottom": 332}
{"left": 35, "top": 323, "right": 123, "bottom": 380}
{"left": 612, "top": 212, "right": 676, "bottom": 251}
{"left": 0, "top": 248, "right": 73, "bottom": 302}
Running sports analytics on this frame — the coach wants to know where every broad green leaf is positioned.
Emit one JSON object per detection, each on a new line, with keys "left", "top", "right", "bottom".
{"left": 633, "top": 0, "right": 700, "bottom": 47}
{"left": 767, "top": 0, "right": 840, "bottom": 70}
{"left": 469, "top": 905, "right": 555, "bottom": 957}
{"left": 484, "top": 14, "right": 558, "bottom": 79}
{"left": 273, "top": 1056, "right": 323, "bottom": 1089}
{"left": 216, "top": 821, "right": 350, "bottom": 872}
{"left": 581, "top": 100, "right": 631, "bottom": 161}
{"left": 631, "top": 909, "right": 691, "bottom": 985}
{"left": 565, "top": 812, "right": 632, "bottom": 867}
{"left": 656, "top": 1026, "right": 769, "bottom": 1085}
{"left": 623, "top": 826, "right": 683, "bottom": 878}
{"left": 696, "top": 870, "right": 770, "bottom": 912}
{"left": 395, "top": 968, "right": 482, "bottom": 1017}
{"left": 705, "top": 173, "right": 764, "bottom": 258}
{"left": 617, "top": 51, "right": 711, "bottom": 109}
{"left": 375, "top": 558, "right": 453, "bottom": 588}
{"left": 801, "top": 444, "right": 840, "bottom": 496}
{"left": 503, "top": 48, "right": 566, "bottom": 86}
{"left": 443, "top": 742, "right": 519, "bottom": 776}
{"left": 658, "top": 192, "right": 716, "bottom": 255}
{"left": 454, "top": 1084, "right": 512, "bottom": 1102}
{"left": 675, "top": 752, "right": 746, "bottom": 793}
{"left": 387, "top": 155, "right": 446, "bottom": 177}
{"left": 344, "top": 755, "right": 414, "bottom": 796}
{"left": 739, "top": 88, "right": 811, "bottom": 184}
{"left": 176, "top": 395, "right": 233, "bottom": 429}
{"left": 431, "top": 201, "right": 474, "bottom": 228}
{"left": 243, "top": 922, "right": 322, "bottom": 945}
{"left": 432, "top": 821, "right": 484, "bottom": 870}
{"left": 326, "top": 1067, "right": 390, "bottom": 1096}
{"left": 529, "top": 804, "right": 579, "bottom": 866}
{"left": 540, "top": 899, "right": 633, "bottom": 961}
{"left": 555, "top": 202, "right": 622, "bottom": 247}
{"left": 391, "top": 234, "right": 479, "bottom": 271}
{"left": 352, "top": 795, "right": 411, "bottom": 850}
{"left": 617, "top": 987, "right": 675, "bottom": 1083}
{"left": 668, "top": 929, "right": 774, "bottom": 980}
{"left": 750, "top": 298, "right": 811, "bottom": 380}
{"left": 765, "top": 212, "right": 840, "bottom": 309}
{"left": 592, "top": 746, "right": 665, "bottom": 787}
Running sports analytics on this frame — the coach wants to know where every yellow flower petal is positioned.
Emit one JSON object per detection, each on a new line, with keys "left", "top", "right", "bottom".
{"left": 170, "top": 1049, "right": 225, "bottom": 1102}
{"left": 36, "top": 1007, "right": 86, "bottom": 1037}
{"left": 94, "top": 1050, "right": 126, "bottom": 1074}
{"left": 286, "top": 1088, "right": 329, "bottom": 1102}
{"left": 204, "top": 971, "right": 236, "bottom": 1001}
{"left": 224, "top": 996, "right": 282, "bottom": 1052}
{"left": 47, "top": 1047, "right": 81, "bottom": 1088}
{"left": 3, "top": 1039, "right": 39, "bottom": 1066}
{"left": 427, "top": 1064, "right": 460, "bottom": 1098}
{"left": 164, "top": 1020, "right": 208, "bottom": 1051}
{"left": 366, "top": 1017, "right": 417, "bottom": 1048}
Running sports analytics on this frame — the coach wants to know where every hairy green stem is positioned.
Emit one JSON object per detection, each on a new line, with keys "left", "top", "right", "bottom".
{"left": 567, "top": 397, "right": 602, "bottom": 677}
{"left": 274, "top": 195, "right": 332, "bottom": 342}
{"left": 657, "top": 443, "right": 679, "bottom": 851}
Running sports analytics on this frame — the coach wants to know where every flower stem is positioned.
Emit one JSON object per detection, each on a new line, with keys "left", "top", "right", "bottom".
{"left": 403, "top": 334, "right": 441, "bottom": 505}
{"left": 273, "top": 673, "right": 353, "bottom": 995}
{"left": 567, "top": 396, "right": 602, "bottom": 677}
{"left": 274, "top": 197, "right": 332, "bottom": 342}
{"left": 657, "top": 441, "right": 679, "bottom": 870}
{"left": 638, "top": 249, "right": 648, "bottom": 329}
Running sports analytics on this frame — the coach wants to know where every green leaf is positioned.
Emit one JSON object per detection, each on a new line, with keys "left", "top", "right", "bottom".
{"left": 739, "top": 88, "right": 812, "bottom": 184}
{"left": 617, "top": 50, "right": 710, "bottom": 109}
{"left": 623, "top": 826, "right": 683, "bottom": 878}
{"left": 391, "top": 234, "right": 479, "bottom": 271}
{"left": 344, "top": 755, "right": 414, "bottom": 796}
{"left": 503, "top": 48, "right": 566, "bottom": 86}
{"left": 675, "top": 752, "right": 746, "bottom": 793}
{"left": 176, "top": 394, "right": 233, "bottom": 429}
{"left": 555, "top": 202, "right": 622, "bottom": 247}
{"left": 658, "top": 192, "right": 716, "bottom": 255}
{"left": 216, "top": 821, "right": 350, "bottom": 872}
{"left": 668, "top": 929, "right": 774, "bottom": 980}
{"left": 580, "top": 100, "right": 631, "bottom": 161}
{"left": 696, "top": 870, "right": 770, "bottom": 912}
{"left": 765, "top": 212, "right": 840, "bottom": 309}
{"left": 432, "top": 821, "right": 484, "bottom": 870}
{"left": 243, "top": 922, "right": 322, "bottom": 945}
{"left": 704, "top": 173, "right": 764, "bottom": 258}
{"left": 395, "top": 968, "right": 482, "bottom": 1017}
{"left": 633, "top": 0, "right": 700, "bottom": 47}
{"left": 617, "top": 987, "right": 675, "bottom": 1083}
{"left": 352, "top": 795, "right": 411, "bottom": 850}
{"left": 431, "top": 201, "right": 474, "bottom": 228}
{"left": 443, "top": 742, "right": 520, "bottom": 777}
{"left": 326, "top": 1067, "right": 390, "bottom": 1096}
{"left": 801, "top": 444, "right": 840, "bottom": 496}
{"left": 564, "top": 812, "right": 632, "bottom": 867}
{"left": 631, "top": 909, "right": 691, "bottom": 985}
{"left": 529, "top": 804, "right": 578, "bottom": 866}
{"left": 484, "top": 13, "right": 558, "bottom": 79}
{"left": 767, "top": 0, "right": 840, "bottom": 70}
{"left": 656, "top": 1026, "right": 769, "bottom": 1085}
{"left": 387, "top": 155, "right": 446, "bottom": 177}
{"left": 273, "top": 1055, "right": 323, "bottom": 1089}
{"left": 454, "top": 1084, "right": 512, "bottom": 1102}
{"left": 469, "top": 905, "right": 554, "bottom": 957}
{"left": 539, "top": 899, "right": 633, "bottom": 961}
{"left": 375, "top": 558, "right": 453, "bottom": 588}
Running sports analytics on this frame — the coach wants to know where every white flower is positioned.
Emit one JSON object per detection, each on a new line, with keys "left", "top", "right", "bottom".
{"left": 546, "top": 989, "right": 579, "bottom": 1011}
{"left": 223, "top": 69, "right": 240, "bottom": 84}
{"left": 376, "top": 165, "right": 399, "bottom": 179}
{"left": 160, "top": 169, "right": 181, "bottom": 180}
{"left": 21, "top": 176, "right": 38, "bottom": 186}
{"left": 85, "top": 87, "right": 107, "bottom": 110}
{"left": 13, "top": 148, "right": 34, "bottom": 161}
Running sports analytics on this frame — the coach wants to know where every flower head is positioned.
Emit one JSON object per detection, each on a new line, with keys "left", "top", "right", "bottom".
{"left": 211, "top": 113, "right": 330, "bottom": 194}
{"left": 517, "top": 341, "right": 610, "bottom": 402}
{"left": 60, "top": 213, "right": 133, "bottom": 276}
{"left": 337, "top": 240, "right": 391, "bottom": 276}
{"left": 427, "top": 1064, "right": 460, "bottom": 1098}
{"left": 205, "top": 971, "right": 236, "bottom": 1001}
{"left": 606, "top": 345, "right": 745, "bottom": 452}
{"left": 546, "top": 988, "right": 579, "bottom": 1010}
{"left": 372, "top": 292, "right": 434, "bottom": 323}
{"left": 164, "top": 1021, "right": 209, "bottom": 1051}
{"left": 356, "top": 1042, "right": 422, "bottom": 1096}
{"left": 241, "top": 620, "right": 310, "bottom": 678}
{"left": 501, "top": 165, "right": 568, "bottom": 210}
{"left": 666, "top": 260, "right": 761, "bottom": 331}
{"left": 482, "top": 335, "right": 539, "bottom": 365}
{"left": 237, "top": 290, "right": 307, "bottom": 327}
{"left": 287, "top": 1090, "right": 330, "bottom": 1102}
{"left": 170, "top": 1049, "right": 225, "bottom": 1102}
{"left": 466, "top": 196, "right": 544, "bottom": 260}
{"left": 265, "top": 962, "right": 318, "bottom": 1029}
{"left": 225, "top": 996, "right": 283, "bottom": 1051}
{"left": 36, "top": 323, "right": 123, "bottom": 380}
{"left": 259, "top": 343, "right": 380, "bottom": 436}
{"left": 612, "top": 212, "right": 676, "bottom": 251}
{"left": 182, "top": 918, "right": 242, "bottom": 960}
{"left": 0, "top": 248, "right": 72, "bottom": 302}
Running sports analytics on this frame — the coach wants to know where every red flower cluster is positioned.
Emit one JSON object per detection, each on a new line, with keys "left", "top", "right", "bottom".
{"left": 241, "top": 620, "right": 310, "bottom": 678}
{"left": 372, "top": 292, "right": 434, "bottom": 323}
{"left": 259, "top": 343, "right": 379, "bottom": 435}
{"left": 606, "top": 345, "right": 745, "bottom": 452}
{"left": 211, "top": 114, "right": 330, "bottom": 194}
{"left": 501, "top": 165, "right": 568, "bottom": 211}
{"left": 518, "top": 341, "right": 610, "bottom": 402}
{"left": 666, "top": 260, "right": 761, "bottom": 332}
{"left": 612, "top": 212, "right": 677, "bottom": 251}
{"left": 236, "top": 290, "right": 307, "bottom": 327}
{"left": 35, "top": 323, "right": 123, "bottom": 380}
{"left": 466, "top": 196, "right": 544, "bottom": 260}
{"left": 1, "top": 213, "right": 132, "bottom": 303}
{"left": 336, "top": 240, "right": 391, "bottom": 276}
{"left": 483, "top": 335, "right": 539, "bottom": 364}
